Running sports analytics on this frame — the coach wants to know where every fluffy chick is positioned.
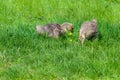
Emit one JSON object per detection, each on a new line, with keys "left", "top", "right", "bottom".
{"left": 79, "top": 19, "right": 98, "bottom": 45}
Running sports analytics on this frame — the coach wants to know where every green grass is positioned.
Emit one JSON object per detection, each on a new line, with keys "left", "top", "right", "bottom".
{"left": 0, "top": 0, "right": 120, "bottom": 80}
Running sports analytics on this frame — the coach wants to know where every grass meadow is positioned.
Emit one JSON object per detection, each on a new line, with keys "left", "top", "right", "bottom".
{"left": 0, "top": 0, "right": 120, "bottom": 80}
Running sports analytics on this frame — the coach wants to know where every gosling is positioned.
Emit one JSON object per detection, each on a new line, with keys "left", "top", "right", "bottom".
{"left": 79, "top": 19, "right": 98, "bottom": 45}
